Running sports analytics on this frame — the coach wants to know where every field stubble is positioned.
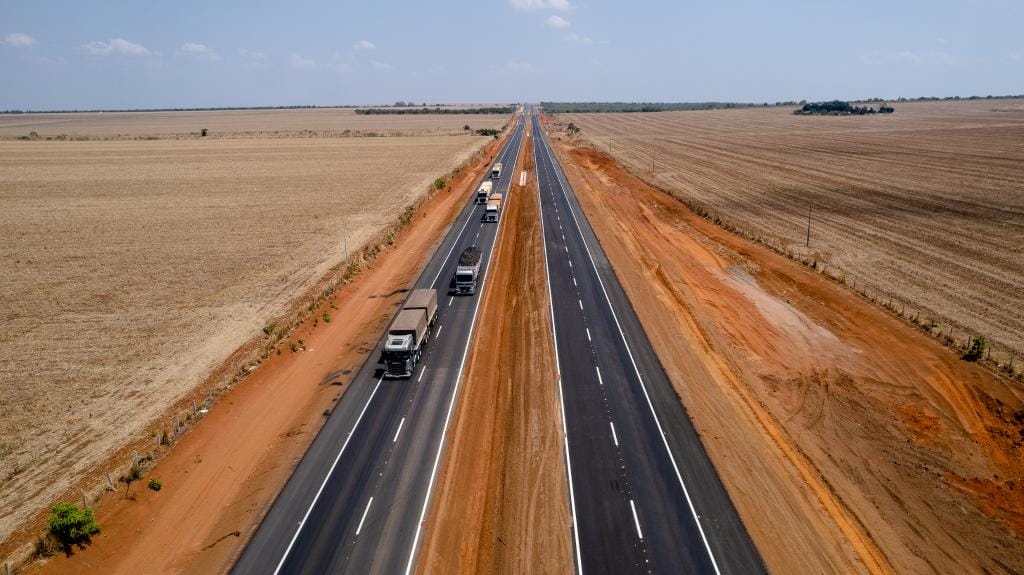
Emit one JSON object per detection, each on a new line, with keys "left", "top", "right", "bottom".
{"left": 0, "top": 125, "right": 494, "bottom": 551}
{"left": 558, "top": 99, "right": 1024, "bottom": 371}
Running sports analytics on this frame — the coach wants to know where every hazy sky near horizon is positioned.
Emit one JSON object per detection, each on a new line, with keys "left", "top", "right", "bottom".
{"left": 2, "top": 0, "right": 1021, "bottom": 109}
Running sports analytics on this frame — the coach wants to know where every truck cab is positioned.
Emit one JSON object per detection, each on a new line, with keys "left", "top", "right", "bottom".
{"left": 483, "top": 200, "right": 500, "bottom": 222}
{"left": 475, "top": 181, "right": 493, "bottom": 204}
{"left": 491, "top": 162, "right": 503, "bottom": 179}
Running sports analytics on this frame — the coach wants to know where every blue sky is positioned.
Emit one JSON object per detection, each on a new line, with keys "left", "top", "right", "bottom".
{"left": 2, "top": 0, "right": 1021, "bottom": 109}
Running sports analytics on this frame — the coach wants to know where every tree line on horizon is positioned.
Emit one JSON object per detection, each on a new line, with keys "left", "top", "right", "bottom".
{"left": 354, "top": 106, "right": 516, "bottom": 115}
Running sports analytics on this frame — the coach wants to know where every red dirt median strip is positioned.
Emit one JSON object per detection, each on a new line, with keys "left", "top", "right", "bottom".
{"left": 416, "top": 116, "right": 572, "bottom": 574}
{"left": 25, "top": 132, "right": 513, "bottom": 575}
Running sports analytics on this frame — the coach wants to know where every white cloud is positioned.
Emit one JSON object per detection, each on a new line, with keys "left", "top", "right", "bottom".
{"left": 81, "top": 38, "right": 150, "bottom": 56}
{"left": 3, "top": 32, "right": 38, "bottom": 48}
{"left": 238, "top": 48, "right": 266, "bottom": 60}
{"left": 353, "top": 40, "right": 375, "bottom": 50}
{"left": 545, "top": 15, "right": 571, "bottom": 28}
{"left": 510, "top": 0, "right": 569, "bottom": 10}
{"left": 180, "top": 42, "right": 213, "bottom": 54}
{"left": 288, "top": 53, "right": 316, "bottom": 68}
{"left": 370, "top": 59, "right": 394, "bottom": 70}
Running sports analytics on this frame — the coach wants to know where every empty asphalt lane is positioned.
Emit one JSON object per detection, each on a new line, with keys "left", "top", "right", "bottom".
{"left": 532, "top": 107, "right": 765, "bottom": 575}
{"left": 232, "top": 113, "right": 524, "bottom": 575}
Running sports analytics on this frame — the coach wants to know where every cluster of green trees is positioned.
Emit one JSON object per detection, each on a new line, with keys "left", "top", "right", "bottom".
{"left": 354, "top": 106, "right": 515, "bottom": 115}
{"left": 794, "top": 100, "right": 895, "bottom": 115}
{"left": 540, "top": 102, "right": 759, "bottom": 113}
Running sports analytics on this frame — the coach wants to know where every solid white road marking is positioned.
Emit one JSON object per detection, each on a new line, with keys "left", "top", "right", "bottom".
{"left": 272, "top": 377, "right": 385, "bottom": 574}
{"left": 538, "top": 125, "right": 721, "bottom": 574}
{"left": 610, "top": 422, "right": 619, "bottom": 447}
{"left": 356, "top": 497, "right": 374, "bottom": 536}
{"left": 535, "top": 124, "right": 585, "bottom": 575}
{"left": 630, "top": 499, "right": 644, "bottom": 540}
{"left": 394, "top": 417, "right": 406, "bottom": 442}
{"left": 404, "top": 118, "right": 525, "bottom": 575}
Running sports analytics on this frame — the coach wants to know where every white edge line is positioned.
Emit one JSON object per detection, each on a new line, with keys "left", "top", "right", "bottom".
{"left": 355, "top": 497, "right": 374, "bottom": 536}
{"left": 402, "top": 114, "right": 526, "bottom": 575}
{"left": 534, "top": 114, "right": 585, "bottom": 575}
{"left": 539, "top": 121, "right": 722, "bottom": 575}
{"left": 393, "top": 417, "right": 406, "bottom": 443}
{"left": 629, "top": 499, "right": 643, "bottom": 540}
{"left": 272, "top": 376, "right": 384, "bottom": 574}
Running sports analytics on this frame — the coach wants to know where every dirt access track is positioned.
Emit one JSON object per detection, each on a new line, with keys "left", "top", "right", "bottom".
{"left": 24, "top": 129, "right": 515, "bottom": 575}
{"left": 547, "top": 132, "right": 1024, "bottom": 574}
{"left": 416, "top": 115, "right": 573, "bottom": 574}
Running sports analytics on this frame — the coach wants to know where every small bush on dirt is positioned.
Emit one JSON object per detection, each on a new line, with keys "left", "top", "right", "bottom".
{"left": 463, "top": 124, "right": 471, "bottom": 131}
{"left": 434, "top": 178, "right": 445, "bottom": 190}
{"left": 262, "top": 324, "right": 275, "bottom": 336}
{"left": 963, "top": 336, "right": 986, "bottom": 361}
{"left": 48, "top": 503, "right": 100, "bottom": 549}
{"left": 148, "top": 478, "right": 162, "bottom": 491}
{"left": 322, "top": 312, "right": 331, "bottom": 323}
{"left": 290, "top": 342, "right": 298, "bottom": 352}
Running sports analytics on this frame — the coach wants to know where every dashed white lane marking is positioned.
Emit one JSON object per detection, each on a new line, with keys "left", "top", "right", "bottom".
{"left": 565, "top": 246, "right": 568, "bottom": 253}
{"left": 630, "top": 499, "right": 644, "bottom": 540}
{"left": 435, "top": 325, "right": 443, "bottom": 338}
{"left": 596, "top": 366, "right": 604, "bottom": 386}
{"left": 610, "top": 422, "right": 619, "bottom": 447}
{"left": 356, "top": 497, "right": 374, "bottom": 536}
{"left": 586, "top": 327, "right": 591, "bottom": 341}
{"left": 568, "top": 260, "right": 572, "bottom": 268}
{"left": 573, "top": 277, "right": 577, "bottom": 287}
{"left": 578, "top": 299, "right": 583, "bottom": 310}
{"left": 393, "top": 417, "right": 406, "bottom": 442}
{"left": 417, "top": 367, "right": 426, "bottom": 382}
{"left": 448, "top": 296, "right": 454, "bottom": 306}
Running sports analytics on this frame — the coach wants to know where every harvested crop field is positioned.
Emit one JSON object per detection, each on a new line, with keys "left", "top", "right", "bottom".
{"left": 0, "top": 114, "right": 499, "bottom": 550}
{"left": 0, "top": 107, "right": 508, "bottom": 139}
{"left": 555, "top": 99, "right": 1024, "bottom": 366}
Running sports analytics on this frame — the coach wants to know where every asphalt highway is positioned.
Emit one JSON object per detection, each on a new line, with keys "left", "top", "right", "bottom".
{"left": 232, "top": 113, "right": 525, "bottom": 575}
{"left": 532, "top": 107, "right": 766, "bottom": 575}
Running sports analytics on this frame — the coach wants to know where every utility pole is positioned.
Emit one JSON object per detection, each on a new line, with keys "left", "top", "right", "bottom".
{"left": 805, "top": 204, "right": 812, "bottom": 248}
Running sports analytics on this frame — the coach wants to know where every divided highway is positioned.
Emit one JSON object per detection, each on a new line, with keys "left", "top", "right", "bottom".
{"left": 233, "top": 113, "right": 525, "bottom": 575}
{"left": 532, "top": 107, "right": 766, "bottom": 574}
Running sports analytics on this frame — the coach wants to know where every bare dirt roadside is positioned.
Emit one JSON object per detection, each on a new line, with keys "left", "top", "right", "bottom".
{"left": 545, "top": 129, "right": 1024, "bottom": 574}
{"left": 25, "top": 131, "right": 514, "bottom": 575}
{"left": 416, "top": 116, "right": 573, "bottom": 574}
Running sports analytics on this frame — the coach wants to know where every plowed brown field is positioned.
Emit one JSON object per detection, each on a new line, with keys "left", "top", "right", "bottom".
{"left": 556, "top": 99, "right": 1024, "bottom": 367}
{"left": 0, "top": 112, "right": 504, "bottom": 555}
{"left": 547, "top": 131, "right": 1024, "bottom": 574}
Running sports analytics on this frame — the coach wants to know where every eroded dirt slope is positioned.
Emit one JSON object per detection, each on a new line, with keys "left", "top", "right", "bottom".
{"left": 551, "top": 139, "right": 1024, "bottom": 574}
{"left": 417, "top": 120, "right": 572, "bottom": 574}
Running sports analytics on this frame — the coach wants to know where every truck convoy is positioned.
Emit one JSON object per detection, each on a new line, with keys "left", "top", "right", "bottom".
{"left": 453, "top": 246, "right": 482, "bottom": 295}
{"left": 483, "top": 192, "right": 503, "bottom": 222}
{"left": 382, "top": 289, "right": 438, "bottom": 378}
{"left": 475, "top": 181, "right": 493, "bottom": 204}
{"left": 491, "top": 162, "right": 503, "bottom": 179}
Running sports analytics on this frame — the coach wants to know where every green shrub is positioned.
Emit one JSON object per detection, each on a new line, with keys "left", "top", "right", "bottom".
{"left": 434, "top": 178, "right": 446, "bottom": 190}
{"left": 48, "top": 503, "right": 100, "bottom": 548}
{"left": 963, "top": 336, "right": 986, "bottom": 361}
{"left": 262, "top": 324, "right": 275, "bottom": 336}
{"left": 322, "top": 312, "right": 331, "bottom": 323}
{"left": 148, "top": 478, "right": 162, "bottom": 491}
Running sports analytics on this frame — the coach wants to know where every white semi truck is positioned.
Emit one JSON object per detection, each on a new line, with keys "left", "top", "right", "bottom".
{"left": 453, "top": 246, "right": 482, "bottom": 295}
{"left": 483, "top": 192, "right": 503, "bottom": 222}
{"left": 475, "top": 181, "right": 493, "bottom": 204}
{"left": 491, "top": 162, "right": 503, "bottom": 179}
{"left": 382, "top": 288, "right": 438, "bottom": 378}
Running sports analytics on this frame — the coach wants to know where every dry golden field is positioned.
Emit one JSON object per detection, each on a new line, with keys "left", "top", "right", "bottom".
{"left": 0, "top": 111, "right": 498, "bottom": 546}
{"left": 558, "top": 99, "right": 1024, "bottom": 363}
{"left": 0, "top": 107, "right": 508, "bottom": 139}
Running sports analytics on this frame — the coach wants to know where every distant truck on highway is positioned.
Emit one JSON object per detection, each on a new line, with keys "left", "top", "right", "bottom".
{"left": 453, "top": 246, "right": 482, "bottom": 295}
{"left": 475, "top": 181, "right": 493, "bottom": 204}
{"left": 483, "top": 192, "right": 503, "bottom": 222}
{"left": 382, "top": 289, "right": 438, "bottom": 378}
{"left": 491, "top": 162, "right": 503, "bottom": 179}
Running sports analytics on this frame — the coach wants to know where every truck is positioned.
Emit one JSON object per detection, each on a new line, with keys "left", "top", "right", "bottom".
{"left": 475, "top": 181, "right": 493, "bottom": 204}
{"left": 453, "top": 246, "right": 482, "bottom": 295}
{"left": 491, "top": 162, "right": 503, "bottom": 179}
{"left": 382, "top": 288, "right": 438, "bottom": 378}
{"left": 483, "top": 192, "right": 503, "bottom": 222}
